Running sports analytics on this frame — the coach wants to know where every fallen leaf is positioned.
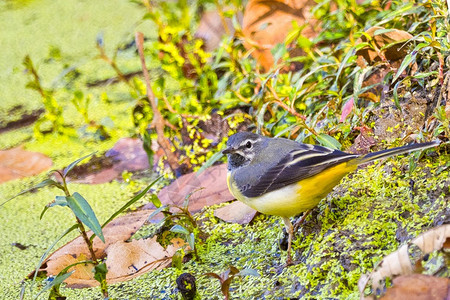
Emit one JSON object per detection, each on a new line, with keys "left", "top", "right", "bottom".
{"left": 62, "top": 138, "right": 150, "bottom": 184}
{"left": 214, "top": 201, "right": 257, "bottom": 224}
{"left": 104, "top": 237, "right": 183, "bottom": 283}
{"left": 242, "top": 0, "right": 317, "bottom": 71}
{"left": 195, "top": 10, "right": 243, "bottom": 52}
{"left": 33, "top": 210, "right": 155, "bottom": 276}
{"left": 144, "top": 164, "right": 235, "bottom": 213}
{"left": 0, "top": 146, "right": 52, "bottom": 183}
{"left": 45, "top": 253, "right": 95, "bottom": 287}
{"left": 46, "top": 237, "right": 183, "bottom": 288}
{"left": 359, "top": 224, "right": 450, "bottom": 299}
{"left": 379, "top": 274, "right": 450, "bottom": 300}
{"left": 104, "top": 138, "right": 150, "bottom": 173}
{"left": 356, "top": 26, "right": 413, "bottom": 67}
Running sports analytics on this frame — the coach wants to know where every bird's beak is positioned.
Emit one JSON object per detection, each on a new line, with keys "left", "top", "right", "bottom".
{"left": 222, "top": 147, "right": 235, "bottom": 155}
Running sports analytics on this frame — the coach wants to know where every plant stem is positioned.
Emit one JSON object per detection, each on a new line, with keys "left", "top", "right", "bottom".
{"left": 61, "top": 174, "right": 108, "bottom": 298}
{"left": 135, "top": 31, "right": 182, "bottom": 176}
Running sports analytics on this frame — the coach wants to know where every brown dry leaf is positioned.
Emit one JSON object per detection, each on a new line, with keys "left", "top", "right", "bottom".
{"left": 379, "top": 274, "right": 450, "bottom": 300}
{"left": 45, "top": 253, "right": 96, "bottom": 287}
{"left": 34, "top": 210, "right": 154, "bottom": 276}
{"left": 67, "top": 138, "right": 149, "bottom": 184}
{"left": 214, "top": 201, "right": 257, "bottom": 224}
{"left": 105, "top": 138, "right": 150, "bottom": 173}
{"left": 356, "top": 26, "right": 413, "bottom": 67}
{"left": 103, "top": 237, "right": 184, "bottom": 285}
{"left": 48, "top": 237, "right": 183, "bottom": 288}
{"left": 195, "top": 10, "right": 243, "bottom": 52}
{"left": 145, "top": 164, "right": 235, "bottom": 213}
{"left": 242, "top": 0, "right": 317, "bottom": 71}
{"left": 358, "top": 224, "right": 450, "bottom": 299}
{"left": 0, "top": 146, "right": 52, "bottom": 183}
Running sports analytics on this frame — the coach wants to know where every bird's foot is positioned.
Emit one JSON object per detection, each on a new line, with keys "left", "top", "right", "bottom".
{"left": 293, "top": 209, "right": 312, "bottom": 232}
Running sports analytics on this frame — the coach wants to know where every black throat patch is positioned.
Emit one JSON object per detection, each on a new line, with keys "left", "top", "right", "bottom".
{"left": 228, "top": 153, "right": 248, "bottom": 170}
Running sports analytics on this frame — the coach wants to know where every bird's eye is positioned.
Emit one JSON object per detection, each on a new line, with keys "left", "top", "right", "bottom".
{"left": 245, "top": 141, "right": 252, "bottom": 148}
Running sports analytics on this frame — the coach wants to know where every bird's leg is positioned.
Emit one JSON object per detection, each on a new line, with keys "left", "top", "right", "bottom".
{"left": 282, "top": 217, "right": 294, "bottom": 266}
{"left": 293, "top": 209, "right": 312, "bottom": 233}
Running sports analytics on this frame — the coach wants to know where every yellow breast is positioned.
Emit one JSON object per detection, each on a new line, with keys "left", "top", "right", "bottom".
{"left": 227, "top": 162, "right": 357, "bottom": 218}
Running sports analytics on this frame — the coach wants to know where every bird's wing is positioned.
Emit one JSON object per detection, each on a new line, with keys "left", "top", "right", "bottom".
{"left": 239, "top": 144, "right": 359, "bottom": 198}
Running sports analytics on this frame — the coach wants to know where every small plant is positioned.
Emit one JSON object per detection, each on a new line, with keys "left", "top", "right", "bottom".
{"left": 71, "top": 90, "right": 111, "bottom": 141}
{"left": 2, "top": 153, "right": 161, "bottom": 299}
{"left": 205, "top": 266, "right": 259, "bottom": 300}
{"left": 23, "top": 55, "right": 67, "bottom": 137}
{"left": 149, "top": 189, "right": 206, "bottom": 261}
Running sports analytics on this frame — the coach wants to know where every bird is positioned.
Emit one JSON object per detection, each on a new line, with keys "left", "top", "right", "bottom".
{"left": 223, "top": 132, "right": 440, "bottom": 265}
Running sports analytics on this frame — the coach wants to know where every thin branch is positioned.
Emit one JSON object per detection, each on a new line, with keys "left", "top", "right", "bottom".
{"left": 135, "top": 32, "right": 181, "bottom": 176}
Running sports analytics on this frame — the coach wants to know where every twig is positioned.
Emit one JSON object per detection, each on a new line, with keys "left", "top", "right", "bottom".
{"left": 214, "top": 0, "right": 231, "bottom": 36}
{"left": 135, "top": 32, "right": 181, "bottom": 176}
{"left": 96, "top": 45, "right": 132, "bottom": 88}
{"left": 266, "top": 84, "right": 306, "bottom": 120}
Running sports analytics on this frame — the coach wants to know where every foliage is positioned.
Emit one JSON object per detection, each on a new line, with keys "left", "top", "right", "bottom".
{"left": 3, "top": 154, "right": 161, "bottom": 299}
{"left": 5, "top": 0, "right": 449, "bottom": 298}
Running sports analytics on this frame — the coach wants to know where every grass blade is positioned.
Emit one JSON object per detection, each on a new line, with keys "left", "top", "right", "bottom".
{"left": 100, "top": 176, "right": 162, "bottom": 229}
{"left": 1, "top": 179, "right": 64, "bottom": 208}
{"left": 63, "top": 152, "right": 96, "bottom": 178}
{"left": 393, "top": 43, "right": 427, "bottom": 82}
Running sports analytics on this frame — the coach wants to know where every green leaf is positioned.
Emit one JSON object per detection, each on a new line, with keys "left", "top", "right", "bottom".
{"left": 333, "top": 46, "right": 356, "bottom": 88}
{"left": 170, "top": 224, "right": 190, "bottom": 235}
{"left": 35, "top": 271, "right": 74, "bottom": 299}
{"left": 66, "top": 192, "right": 105, "bottom": 243}
{"left": 196, "top": 150, "right": 224, "bottom": 175}
{"left": 412, "top": 71, "right": 438, "bottom": 79}
{"left": 149, "top": 194, "right": 161, "bottom": 208}
{"left": 147, "top": 205, "right": 169, "bottom": 222}
{"left": 256, "top": 102, "right": 270, "bottom": 134}
{"left": 187, "top": 232, "right": 195, "bottom": 250}
{"left": 93, "top": 262, "right": 108, "bottom": 284}
{"left": 38, "top": 258, "right": 93, "bottom": 299}
{"left": 183, "top": 188, "right": 203, "bottom": 210}
{"left": 373, "top": 28, "right": 396, "bottom": 35}
{"left": 172, "top": 248, "right": 185, "bottom": 270}
{"left": 1, "top": 179, "right": 64, "bottom": 207}
{"left": 39, "top": 196, "right": 68, "bottom": 220}
{"left": 63, "top": 152, "right": 97, "bottom": 178}
{"left": 315, "top": 134, "right": 342, "bottom": 150}
{"left": 393, "top": 43, "right": 428, "bottom": 82}
{"left": 19, "top": 283, "right": 26, "bottom": 300}
{"left": 393, "top": 81, "right": 401, "bottom": 109}
{"left": 271, "top": 43, "right": 287, "bottom": 66}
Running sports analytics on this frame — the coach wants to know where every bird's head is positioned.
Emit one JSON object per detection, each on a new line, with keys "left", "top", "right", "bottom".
{"left": 223, "top": 132, "right": 265, "bottom": 170}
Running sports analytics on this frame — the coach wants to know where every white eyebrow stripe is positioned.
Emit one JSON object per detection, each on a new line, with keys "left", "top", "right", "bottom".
{"left": 240, "top": 137, "right": 261, "bottom": 146}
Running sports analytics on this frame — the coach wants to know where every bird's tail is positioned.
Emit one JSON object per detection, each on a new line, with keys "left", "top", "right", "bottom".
{"left": 350, "top": 140, "right": 440, "bottom": 165}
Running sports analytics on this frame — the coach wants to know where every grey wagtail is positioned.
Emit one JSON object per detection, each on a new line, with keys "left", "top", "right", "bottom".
{"left": 223, "top": 132, "right": 440, "bottom": 265}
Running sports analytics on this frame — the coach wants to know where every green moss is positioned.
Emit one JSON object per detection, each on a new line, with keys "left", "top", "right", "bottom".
{"left": 0, "top": 153, "right": 448, "bottom": 299}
